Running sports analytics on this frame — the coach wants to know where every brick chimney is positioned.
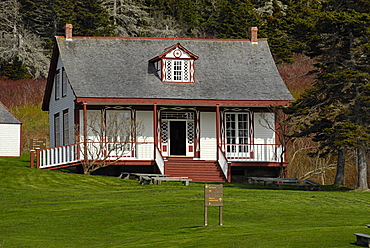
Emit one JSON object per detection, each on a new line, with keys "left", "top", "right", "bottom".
{"left": 250, "top": 27, "right": 258, "bottom": 44}
{"left": 65, "top": 24, "right": 73, "bottom": 41}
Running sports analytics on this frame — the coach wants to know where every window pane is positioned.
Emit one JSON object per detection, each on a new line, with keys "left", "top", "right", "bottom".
{"left": 62, "top": 69, "right": 67, "bottom": 96}
{"left": 63, "top": 111, "right": 69, "bottom": 145}
{"left": 55, "top": 71, "right": 60, "bottom": 99}
{"left": 173, "top": 61, "right": 182, "bottom": 81}
{"left": 225, "top": 113, "right": 249, "bottom": 145}
{"left": 54, "top": 114, "right": 60, "bottom": 147}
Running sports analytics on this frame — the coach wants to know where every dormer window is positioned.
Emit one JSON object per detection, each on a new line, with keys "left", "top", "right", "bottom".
{"left": 150, "top": 43, "right": 198, "bottom": 83}
{"left": 166, "top": 59, "right": 190, "bottom": 82}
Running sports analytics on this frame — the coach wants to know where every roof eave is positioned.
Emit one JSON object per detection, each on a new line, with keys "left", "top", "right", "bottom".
{"left": 42, "top": 38, "right": 60, "bottom": 111}
{"left": 0, "top": 102, "right": 22, "bottom": 124}
{"left": 75, "top": 97, "right": 292, "bottom": 107}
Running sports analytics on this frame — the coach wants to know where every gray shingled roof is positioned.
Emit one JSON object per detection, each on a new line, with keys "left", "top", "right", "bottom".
{"left": 56, "top": 37, "right": 293, "bottom": 101}
{"left": 0, "top": 102, "right": 21, "bottom": 124}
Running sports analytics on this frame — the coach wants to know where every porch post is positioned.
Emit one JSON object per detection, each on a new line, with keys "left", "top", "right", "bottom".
{"left": 153, "top": 104, "right": 158, "bottom": 159}
{"left": 30, "top": 150, "right": 35, "bottom": 168}
{"left": 83, "top": 102, "right": 88, "bottom": 171}
{"left": 216, "top": 105, "right": 220, "bottom": 160}
{"left": 194, "top": 110, "right": 200, "bottom": 158}
{"left": 131, "top": 109, "right": 136, "bottom": 157}
{"left": 36, "top": 148, "right": 41, "bottom": 168}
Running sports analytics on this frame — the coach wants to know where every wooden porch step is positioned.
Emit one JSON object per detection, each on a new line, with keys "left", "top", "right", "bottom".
{"left": 164, "top": 159, "right": 226, "bottom": 182}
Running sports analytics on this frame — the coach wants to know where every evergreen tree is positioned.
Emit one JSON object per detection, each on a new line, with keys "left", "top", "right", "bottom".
{"left": 2, "top": 57, "right": 32, "bottom": 80}
{"left": 19, "top": 0, "right": 115, "bottom": 38}
{"left": 286, "top": 1, "right": 370, "bottom": 189}
{"left": 19, "top": 0, "right": 58, "bottom": 47}
{"left": 256, "top": 0, "right": 322, "bottom": 63}
{"left": 102, "top": 0, "right": 182, "bottom": 37}
{"left": 256, "top": 0, "right": 294, "bottom": 62}
{"left": 0, "top": 0, "right": 49, "bottom": 78}
{"left": 213, "top": 0, "right": 261, "bottom": 39}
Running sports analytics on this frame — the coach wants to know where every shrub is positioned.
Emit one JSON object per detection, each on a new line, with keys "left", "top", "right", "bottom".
{"left": 0, "top": 78, "right": 48, "bottom": 151}
{"left": 0, "top": 78, "right": 46, "bottom": 108}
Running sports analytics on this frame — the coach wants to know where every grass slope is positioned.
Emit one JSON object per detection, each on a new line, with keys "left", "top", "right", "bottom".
{"left": 0, "top": 155, "right": 369, "bottom": 248}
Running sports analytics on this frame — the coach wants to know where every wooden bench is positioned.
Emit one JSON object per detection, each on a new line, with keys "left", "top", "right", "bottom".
{"left": 132, "top": 173, "right": 171, "bottom": 179}
{"left": 276, "top": 181, "right": 311, "bottom": 190}
{"left": 247, "top": 177, "right": 299, "bottom": 186}
{"left": 120, "top": 173, "right": 172, "bottom": 183}
{"left": 304, "top": 179, "right": 321, "bottom": 191}
{"left": 152, "top": 177, "right": 192, "bottom": 186}
{"left": 139, "top": 176, "right": 154, "bottom": 185}
{"left": 247, "top": 177, "right": 269, "bottom": 185}
{"left": 354, "top": 233, "right": 370, "bottom": 247}
{"left": 118, "top": 172, "right": 132, "bottom": 179}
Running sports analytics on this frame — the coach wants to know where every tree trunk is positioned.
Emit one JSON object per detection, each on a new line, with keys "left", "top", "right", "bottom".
{"left": 357, "top": 146, "right": 368, "bottom": 190}
{"left": 333, "top": 146, "right": 345, "bottom": 186}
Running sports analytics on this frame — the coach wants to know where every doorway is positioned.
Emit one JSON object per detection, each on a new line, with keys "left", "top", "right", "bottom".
{"left": 170, "top": 121, "right": 186, "bottom": 156}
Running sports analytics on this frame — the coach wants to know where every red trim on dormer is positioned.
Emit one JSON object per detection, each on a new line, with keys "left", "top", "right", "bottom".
{"left": 150, "top": 43, "right": 199, "bottom": 62}
{"left": 161, "top": 59, "right": 166, "bottom": 81}
{"left": 163, "top": 81, "right": 194, "bottom": 84}
{"left": 190, "top": 60, "right": 195, "bottom": 83}
{"left": 161, "top": 57, "right": 195, "bottom": 83}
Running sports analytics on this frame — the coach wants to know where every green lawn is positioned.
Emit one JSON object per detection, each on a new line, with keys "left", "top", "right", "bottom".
{"left": 0, "top": 155, "right": 369, "bottom": 247}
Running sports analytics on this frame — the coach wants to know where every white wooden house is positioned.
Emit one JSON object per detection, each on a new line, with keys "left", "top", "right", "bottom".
{"left": 37, "top": 25, "right": 294, "bottom": 182}
{"left": 0, "top": 102, "right": 22, "bottom": 157}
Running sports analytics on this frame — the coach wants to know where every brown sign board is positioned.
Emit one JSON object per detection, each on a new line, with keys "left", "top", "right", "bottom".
{"left": 204, "top": 184, "right": 223, "bottom": 206}
{"left": 31, "top": 139, "right": 46, "bottom": 150}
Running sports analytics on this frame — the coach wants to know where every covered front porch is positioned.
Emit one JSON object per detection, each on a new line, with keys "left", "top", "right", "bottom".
{"left": 32, "top": 102, "right": 287, "bottom": 182}
{"left": 30, "top": 142, "right": 285, "bottom": 182}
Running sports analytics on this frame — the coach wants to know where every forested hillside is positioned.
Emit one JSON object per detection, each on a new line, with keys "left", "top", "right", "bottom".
{"left": 0, "top": 0, "right": 369, "bottom": 189}
{"left": 2, "top": 0, "right": 368, "bottom": 79}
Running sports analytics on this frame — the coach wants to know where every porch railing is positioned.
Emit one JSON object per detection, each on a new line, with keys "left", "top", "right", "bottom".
{"left": 32, "top": 143, "right": 284, "bottom": 169}
{"left": 155, "top": 145, "right": 165, "bottom": 175}
{"left": 32, "top": 142, "right": 154, "bottom": 169}
{"left": 36, "top": 144, "right": 80, "bottom": 169}
{"left": 217, "top": 145, "right": 229, "bottom": 180}
{"left": 226, "top": 144, "right": 284, "bottom": 162}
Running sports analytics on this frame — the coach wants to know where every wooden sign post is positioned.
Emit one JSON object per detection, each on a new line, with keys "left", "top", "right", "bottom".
{"left": 204, "top": 184, "right": 223, "bottom": 226}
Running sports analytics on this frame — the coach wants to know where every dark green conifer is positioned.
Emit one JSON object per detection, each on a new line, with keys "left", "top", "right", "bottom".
{"left": 286, "top": 1, "right": 370, "bottom": 189}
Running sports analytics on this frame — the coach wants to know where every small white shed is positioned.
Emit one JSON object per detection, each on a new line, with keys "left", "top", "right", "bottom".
{"left": 0, "top": 102, "right": 22, "bottom": 157}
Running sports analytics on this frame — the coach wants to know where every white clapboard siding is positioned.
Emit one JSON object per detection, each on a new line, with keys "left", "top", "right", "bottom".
{"left": 49, "top": 56, "right": 76, "bottom": 147}
{"left": 0, "top": 124, "right": 21, "bottom": 157}
{"left": 200, "top": 112, "right": 216, "bottom": 160}
{"left": 136, "top": 111, "right": 154, "bottom": 159}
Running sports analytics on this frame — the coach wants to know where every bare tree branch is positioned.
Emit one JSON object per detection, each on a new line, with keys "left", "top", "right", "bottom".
{"left": 77, "top": 108, "right": 145, "bottom": 174}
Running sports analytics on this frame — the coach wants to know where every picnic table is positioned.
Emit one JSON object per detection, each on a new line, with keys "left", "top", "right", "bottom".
{"left": 119, "top": 172, "right": 171, "bottom": 180}
{"left": 119, "top": 172, "right": 192, "bottom": 186}
{"left": 152, "top": 177, "right": 192, "bottom": 186}
{"left": 354, "top": 233, "right": 370, "bottom": 247}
